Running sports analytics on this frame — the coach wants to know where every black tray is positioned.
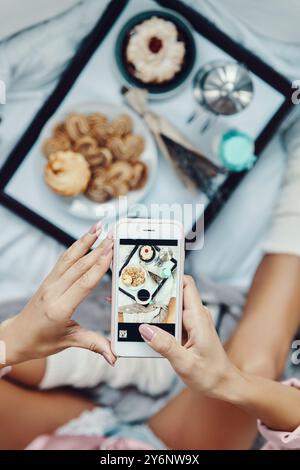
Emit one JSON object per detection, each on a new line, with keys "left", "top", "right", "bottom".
{"left": 0, "top": 0, "right": 293, "bottom": 246}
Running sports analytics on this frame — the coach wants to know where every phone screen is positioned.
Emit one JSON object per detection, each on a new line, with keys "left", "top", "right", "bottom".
{"left": 117, "top": 238, "right": 178, "bottom": 342}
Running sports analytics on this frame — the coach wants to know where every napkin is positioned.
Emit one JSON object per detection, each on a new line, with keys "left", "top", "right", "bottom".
{"left": 121, "top": 87, "right": 225, "bottom": 195}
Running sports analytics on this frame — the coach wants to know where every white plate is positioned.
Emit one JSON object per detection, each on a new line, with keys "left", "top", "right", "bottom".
{"left": 39, "top": 102, "right": 157, "bottom": 220}
{"left": 120, "top": 265, "right": 148, "bottom": 292}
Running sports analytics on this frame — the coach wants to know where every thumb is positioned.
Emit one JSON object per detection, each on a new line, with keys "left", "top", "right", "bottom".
{"left": 70, "top": 327, "right": 116, "bottom": 366}
{"left": 139, "top": 324, "right": 188, "bottom": 374}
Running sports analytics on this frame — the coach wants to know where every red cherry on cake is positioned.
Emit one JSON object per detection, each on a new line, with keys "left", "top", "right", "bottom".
{"left": 148, "top": 36, "right": 163, "bottom": 53}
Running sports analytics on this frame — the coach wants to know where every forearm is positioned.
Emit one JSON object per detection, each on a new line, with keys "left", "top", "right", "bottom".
{"left": 215, "top": 368, "right": 300, "bottom": 432}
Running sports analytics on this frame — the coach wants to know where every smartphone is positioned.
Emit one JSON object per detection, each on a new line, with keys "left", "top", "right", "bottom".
{"left": 111, "top": 218, "right": 185, "bottom": 357}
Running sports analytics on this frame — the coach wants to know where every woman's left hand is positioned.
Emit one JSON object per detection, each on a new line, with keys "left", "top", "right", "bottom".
{"left": 139, "top": 275, "right": 238, "bottom": 398}
{"left": 0, "top": 223, "right": 116, "bottom": 366}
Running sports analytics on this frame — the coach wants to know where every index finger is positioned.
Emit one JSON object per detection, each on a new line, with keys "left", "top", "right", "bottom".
{"left": 47, "top": 221, "right": 102, "bottom": 282}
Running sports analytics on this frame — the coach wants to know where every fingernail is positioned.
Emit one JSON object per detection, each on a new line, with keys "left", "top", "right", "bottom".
{"left": 101, "top": 238, "right": 113, "bottom": 257}
{"left": 89, "top": 221, "right": 102, "bottom": 237}
{"left": 102, "top": 352, "right": 114, "bottom": 366}
{"left": 139, "top": 324, "right": 156, "bottom": 342}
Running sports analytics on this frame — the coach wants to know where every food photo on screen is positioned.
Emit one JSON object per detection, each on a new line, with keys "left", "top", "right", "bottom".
{"left": 117, "top": 240, "right": 178, "bottom": 341}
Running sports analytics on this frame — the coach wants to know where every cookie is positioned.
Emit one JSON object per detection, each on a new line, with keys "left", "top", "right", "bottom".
{"left": 88, "top": 112, "right": 108, "bottom": 130}
{"left": 53, "top": 122, "right": 69, "bottom": 140}
{"left": 108, "top": 135, "right": 145, "bottom": 161}
{"left": 74, "top": 135, "right": 98, "bottom": 156}
{"left": 42, "top": 135, "right": 71, "bottom": 158}
{"left": 107, "top": 161, "right": 133, "bottom": 181}
{"left": 130, "top": 161, "right": 148, "bottom": 189}
{"left": 92, "top": 121, "right": 115, "bottom": 146}
{"left": 65, "top": 113, "right": 90, "bottom": 141}
{"left": 111, "top": 114, "right": 133, "bottom": 137}
{"left": 85, "top": 168, "right": 115, "bottom": 203}
{"left": 87, "top": 148, "right": 113, "bottom": 168}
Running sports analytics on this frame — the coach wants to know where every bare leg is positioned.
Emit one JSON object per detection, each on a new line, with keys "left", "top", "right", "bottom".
{"left": 8, "top": 358, "right": 46, "bottom": 387}
{"left": 0, "top": 378, "right": 94, "bottom": 450}
{"left": 149, "top": 255, "right": 300, "bottom": 449}
{"left": 2, "top": 357, "right": 95, "bottom": 449}
{"left": 166, "top": 298, "right": 176, "bottom": 323}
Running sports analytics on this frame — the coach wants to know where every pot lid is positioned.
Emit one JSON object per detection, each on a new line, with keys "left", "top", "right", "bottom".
{"left": 193, "top": 61, "right": 254, "bottom": 115}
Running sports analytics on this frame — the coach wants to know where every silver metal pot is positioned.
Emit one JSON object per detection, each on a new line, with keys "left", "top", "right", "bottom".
{"left": 189, "top": 61, "right": 254, "bottom": 132}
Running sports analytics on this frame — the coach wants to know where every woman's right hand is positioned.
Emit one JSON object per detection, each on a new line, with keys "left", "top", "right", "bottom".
{"left": 139, "top": 276, "right": 239, "bottom": 398}
{"left": 0, "top": 222, "right": 116, "bottom": 367}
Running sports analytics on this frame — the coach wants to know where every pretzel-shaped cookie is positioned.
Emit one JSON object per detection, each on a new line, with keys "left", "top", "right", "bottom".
{"left": 108, "top": 135, "right": 144, "bottom": 161}
{"left": 65, "top": 113, "right": 90, "bottom": 141}
{"left": 111, "top": 114, "right": 133, "bottom": 137}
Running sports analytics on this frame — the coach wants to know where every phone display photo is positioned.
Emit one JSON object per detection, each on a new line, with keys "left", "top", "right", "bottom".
{"left": 111, "top": 219, "right": 184, "bottom": 357}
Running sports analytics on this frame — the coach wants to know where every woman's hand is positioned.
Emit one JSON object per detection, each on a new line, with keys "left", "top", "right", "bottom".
{"left": 0, "top": 223, "right": 116, "bottom": 366}
{"left": 139, "top": 275, "right": 238, "bottom": 398}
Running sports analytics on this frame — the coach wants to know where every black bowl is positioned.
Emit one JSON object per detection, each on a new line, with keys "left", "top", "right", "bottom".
{"left": 115, "top": 9, "right": 197, "bottom": 97}
{"left": 138, "top": 245, "right": 156, "bottom": 263}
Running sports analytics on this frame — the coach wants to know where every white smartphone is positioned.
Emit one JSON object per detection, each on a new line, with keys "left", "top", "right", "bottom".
{"left": 111, "top": 218, "right": 185, "bottom": 357}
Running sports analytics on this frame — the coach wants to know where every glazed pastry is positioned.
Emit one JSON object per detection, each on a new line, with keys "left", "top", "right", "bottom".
{"left": 45, "top": 151, "right": 91, "bottom": 197}
{"left": 65, "top": 113, "right": 90, "bottom": 141}
{"left": 42, "top": 135, "right": 71, "bottom": 158}
{"left": 108, "top": 135, "right": 144, "bottom": 161}
{"left": 139, "top": 245, "right": 155, "bottom": 262}
{"left": 126, "top": 16, "right": 186, "bottom": 84}
{"left": 111, "top": 114, "right": 133, "bottom": 137}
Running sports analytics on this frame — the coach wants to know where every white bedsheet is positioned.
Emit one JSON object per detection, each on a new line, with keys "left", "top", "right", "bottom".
{"left": 0, "top": 0, "right": 298, "bottom": 304}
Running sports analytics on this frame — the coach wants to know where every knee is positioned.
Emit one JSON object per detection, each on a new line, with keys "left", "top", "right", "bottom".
{"left": 239, "top": 358, "right": 278, "bottom": 380}
{"left": 226, "top": 347, "right": 279, "bottom": 380}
